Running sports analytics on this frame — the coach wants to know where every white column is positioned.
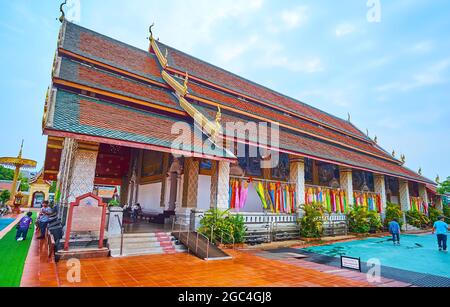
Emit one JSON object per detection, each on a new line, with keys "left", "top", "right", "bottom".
{"left": 289, "top": 157, "right": 305, "bottom": 212}
{"left": 419, "top": 184, "right": 429, "bottom": 206}
{"left": 212, "top": 161, "right": 230, "bottom": 210}
{"left": 374, "top": 174, "right": 387, "bottom": 214}
{"left": 66, "top": 141, "right": 99, "bottom": 204}
{"left": 399, "top": 179, "right": 411, "bottom": 212}
{"left": 339, "top": 167, "right": 354, "bottom": 207}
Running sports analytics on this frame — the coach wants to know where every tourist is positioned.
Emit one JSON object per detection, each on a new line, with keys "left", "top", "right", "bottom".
{"left": 16, "top": 212, "right": 33, "bottom": 242}
{"left": 37, "top": 201, "right": 53, "bottom": 239}
{"left": 432, "top": 216, "right": 449, "bottom": 252}
{"left": 388, "top": 218, "right": 401, "bottom": 245}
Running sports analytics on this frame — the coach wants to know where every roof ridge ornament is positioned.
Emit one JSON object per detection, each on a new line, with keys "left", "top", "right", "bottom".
{"left": 436, "top": 175, "right": 440, "bottom": 184}
{"left": 149, "top": 23, "right": 155, "bottom": 41}
{"left": 347, "top": 113, "right": 351, "bottom": 122}
{"left": 418, "top": 167, "right": 422, "bottom": 176}
{"left": 58, "top": 0, "right": 67, "bottom": 23}
{"left": 392, "top": 150, "right": 396, "bottom": 158}
{"left": 183, "top": 71, "right": 189, "bottom": 93}
{"left": 374, "top": 135, "right": 378, "bottom": 144}
{"left": 400, "top": 154, "right": 406, "bottom": 165}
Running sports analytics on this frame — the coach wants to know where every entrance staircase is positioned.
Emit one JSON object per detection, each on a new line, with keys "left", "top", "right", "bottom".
{"left": 108, "top": 232, "right": 186, "bottom": 258}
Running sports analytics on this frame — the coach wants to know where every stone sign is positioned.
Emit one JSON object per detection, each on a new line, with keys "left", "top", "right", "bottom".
{"left": 64, "top": 193, "right": 107, "bottom": 251}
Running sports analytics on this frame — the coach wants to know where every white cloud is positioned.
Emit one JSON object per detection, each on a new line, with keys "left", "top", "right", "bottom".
{"left": 376, "top": 58, "right": 450, "bottom": 92}
{"left": 267, "top": 6, "right": 309, "bottom": 33}
{"left": 335, "top": 23, "right": 356, "bottom": 37}
{"left": 410, "top": 41, "right": 434, "bottom": 54}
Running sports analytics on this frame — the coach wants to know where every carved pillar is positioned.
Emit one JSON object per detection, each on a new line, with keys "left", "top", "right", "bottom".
{"left": 66, "top": 141, "right": 99, "bottom": 204}
{"left": 289, "top": 156, "right": 305, "bottom": 212}
{"left": 167, "top": 157, "right": 182, "bottom": 212}
{"left": 211, "top": 161, "right": 230, "bottom": 210}
{"left": 182, "top": 157, "right": 200, "bottom": 208}
{"left": 160, "top": 153, "right": 170, "bottom": 208}
{"left": 419, "top": 184, "right": 429, "bottom": 207}
{"left": 399, "top": 179, "right": 411, "bottom": 212}
{"left": 339, "top": 167, "right": 354, "bottom": 207}
{"left": 209, "top": 160, "right": 218, "bottom": 209}
{"left": 374, "top": 174, "right": 387, "bottom": 217}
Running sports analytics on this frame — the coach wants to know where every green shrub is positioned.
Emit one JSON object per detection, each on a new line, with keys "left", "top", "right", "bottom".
{"left": 384, "top": 202, "right": 404, "bottom": 228}
{"left": 443, "top": 205, "right": 450, "bottom": 218}
{"left": 347, "top": 206, "right": 382, "bottom": 234}
{"left": 108, "top": 199, "right": 120, "bottom": 207}
{"left": 429, "top": 206, "right": 443, "bottom": 225}
{"left": 300, "top": 202, "right": 324, "bottom": 238}
{"left": 406, "top": 210, "right": 430, "bottom": 229}
{"left": 198, "top": 209, "right": 246, "bottom": 244}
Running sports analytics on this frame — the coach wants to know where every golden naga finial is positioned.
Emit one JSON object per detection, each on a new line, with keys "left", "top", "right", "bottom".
{"left": 374, "top": 136, "right": 378, "bottom": 144}
{"left": 215, "top": 106, "right": 222, "bottom": 126}
{"left": 436, "top": 175, "right": 440, "bottom": 184}
{"left": 149, "top": 23, "right": 155, "bottom": 41}
{"left": 366, "top": 129, "right": 369, "bottom": 136}
{"left": 418, "top": 168, "right": 422, "bottom": 175}
{"left": 392, "top": 150, "right": 396, "bottom": 158}
{"left": 347, "top": 113, "right": 351, "bottom": 122}
{"left": 58, "top": 0, "right": 67, "bottom": 23}
{"left": 400, "top": 154, "right": 406, "bottom": 165}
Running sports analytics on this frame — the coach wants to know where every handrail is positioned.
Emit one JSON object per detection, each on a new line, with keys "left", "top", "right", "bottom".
{"left": 115, "top": 215, "right": 124, "bottom": 256}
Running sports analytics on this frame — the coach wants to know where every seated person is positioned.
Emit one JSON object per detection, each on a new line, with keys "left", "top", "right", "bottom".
{"left": 37, "top": 201, "right": 53, "bottom": 239}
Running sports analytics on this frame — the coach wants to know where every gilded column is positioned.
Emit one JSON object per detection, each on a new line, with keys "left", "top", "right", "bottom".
{"left": 399, "top": 179, "right": 411, "bottom": 212}
{"left": 374, "top": 174, "right": 387, "bottom": 214}
{"left": 289, "top": 156, "right": 305, "bottom": 211}
{"left": 339, "top": 167, "right": 354, "bottom": 207}
{"left": 182, "top": 157, "right": 200, "bottom": 208}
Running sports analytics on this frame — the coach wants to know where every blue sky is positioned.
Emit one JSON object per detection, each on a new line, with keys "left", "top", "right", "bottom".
{"left": 0, "top": 0, "right": 449, "bottom": 181}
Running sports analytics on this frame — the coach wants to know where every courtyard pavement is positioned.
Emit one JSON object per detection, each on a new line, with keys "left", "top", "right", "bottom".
{"left": 20, "top": 231, "right": 376, "bottom": 287}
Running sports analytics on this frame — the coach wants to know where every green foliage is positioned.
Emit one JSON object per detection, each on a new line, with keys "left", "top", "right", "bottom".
{"left": 429, "top": 206, "right": 443, "bottom": 225}
{"left": 19, "top": 177, "right": 29, "bottom": 192}
{"left": 384, "top": 202, "right": 404, "bottom": 227}
{"left": 347, "top": 206, "right": 382, "bottom": 234}
{"left": 0, "top": 166, "right": 14, "bottom": 181}
{"left": 437, "top": 176, "right": 450, "bottom": 195}
{"left": 49, "top": 181, "right": 57, "bottom": 194}
{"left": 108, "top": 199, "right": 120, "bottom": 207}
{"left": 198, "top": 209, "right": 246, "bottom": 244}
{"left": 443, "top": 205, "right": 450, "bottom": 218}
{"left": 300, "top": 202, "right": 324, "bottom": 238}
{"left": 0, "top": 190, "right": 11, "bottom": 204}
{"left": 406, "top": 210, "right": 430, "bottom": 229}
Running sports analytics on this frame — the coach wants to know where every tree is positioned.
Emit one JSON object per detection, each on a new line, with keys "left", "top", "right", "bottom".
{"left": 0, "top": 166, "right": 14, "bottom": 181}
{"left": 19, "top": 177, "right": 30, "bottom": 192}
{"left": 0, "top": 190, "right": 10, "bottom": 204}
{"left": 49, "top": 181, "right": 57, "bottom": 194}
{"left": 437, "top": 176, "right": 450, "bottom": 195}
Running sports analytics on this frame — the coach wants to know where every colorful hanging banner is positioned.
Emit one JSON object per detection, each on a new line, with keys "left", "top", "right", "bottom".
{"left": 305, "top": 186, "right": 348, "bottom": 214}
{"left": 353, "top": 191, "right": 382, "bottom": 214}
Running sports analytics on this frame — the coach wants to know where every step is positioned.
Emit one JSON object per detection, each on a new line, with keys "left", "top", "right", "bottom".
{"left": 110, "top": 245, "right": 187, "bottom": 257}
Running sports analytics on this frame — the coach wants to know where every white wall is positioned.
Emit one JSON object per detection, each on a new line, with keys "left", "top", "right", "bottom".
{"left": 137, "top": 182, "right": 163, "bottom": 213}
{"left": 197, "top": 175, "right": 211, "bottom": 210}
{"left": 231, "top": 183, "right": 264, "bottom": 213}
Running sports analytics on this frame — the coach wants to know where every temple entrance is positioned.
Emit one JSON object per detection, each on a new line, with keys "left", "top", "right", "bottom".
{"left": 32, "top": 191, "right": 45, "bottom": 208}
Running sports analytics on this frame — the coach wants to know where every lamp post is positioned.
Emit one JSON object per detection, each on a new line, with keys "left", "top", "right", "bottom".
{"left": 0, "top": 141, "right": 37, "bottom": 213}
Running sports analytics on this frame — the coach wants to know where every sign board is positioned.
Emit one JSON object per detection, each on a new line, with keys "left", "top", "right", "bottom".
{"left": 341, "top": 256, "right": 361, "bottom": 272}
{"left": 64, "top": 193, "right": 107, "bottom": 251}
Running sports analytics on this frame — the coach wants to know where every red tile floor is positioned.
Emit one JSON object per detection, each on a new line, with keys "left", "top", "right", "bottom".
{"left": 21, "top": 232, "right": 375, "bottom": 287}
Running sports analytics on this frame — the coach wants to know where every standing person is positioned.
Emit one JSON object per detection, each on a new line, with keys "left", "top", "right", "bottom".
{"left": 16, "top": 212, "right": 33, "bottom": 242}
{"left": 432, "top": 216, "right": 449, "bottom": 252}
{"left": 37, "top": 201, "right": 52, "bottom": 239}
{"left": 388, "top": 218, "right": 401, "bottom": 245}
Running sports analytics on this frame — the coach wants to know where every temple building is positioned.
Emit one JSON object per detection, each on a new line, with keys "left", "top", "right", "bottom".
{"left": 41, "top": 19, "right": 437, "bottom": 247}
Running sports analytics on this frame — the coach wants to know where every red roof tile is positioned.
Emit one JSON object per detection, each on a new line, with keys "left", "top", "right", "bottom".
{"left": 161, "top": 43, "right": 366, "bottom": 138}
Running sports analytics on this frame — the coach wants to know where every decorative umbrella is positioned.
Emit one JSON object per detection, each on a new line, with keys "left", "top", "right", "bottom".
{"left": 0, "top": 140, "right": 37, "bottom": 211}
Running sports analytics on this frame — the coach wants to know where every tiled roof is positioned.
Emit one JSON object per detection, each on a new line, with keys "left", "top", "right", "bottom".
{"left": 159, "top": 42, "right": 367, "bottom": 138}
{"left": 187, "top": 81, "right": 394, "bottom": 160}
{"left": 195, "top": 106, "right": 433, "bottom": 184}
{"left": 61, "top": 22, "right": 164, "bottom": 84}
{"left": 47, "top": 90, "right": 231, "bottom": 159}
{"left": 58, "top": 58, "right": 181, "bottom": 111}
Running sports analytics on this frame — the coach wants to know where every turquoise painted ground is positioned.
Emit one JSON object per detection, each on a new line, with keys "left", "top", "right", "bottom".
{"left": 302, "top": 234, "right": 450, "bottom": 278}
{"left": 0, "top": 218, "right": 15, "bottom": 231}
